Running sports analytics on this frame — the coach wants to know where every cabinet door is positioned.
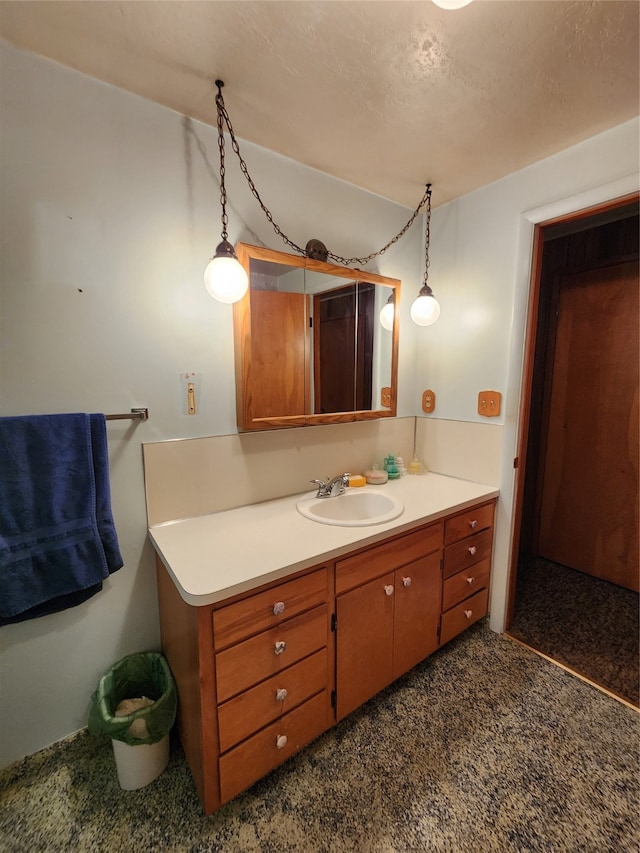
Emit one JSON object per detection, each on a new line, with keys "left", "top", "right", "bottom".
{"left": 392, "top": 552, "right": 442, "bottom": 680}
{"left": 336, "top": 571, "right": 395, "bottom": 720}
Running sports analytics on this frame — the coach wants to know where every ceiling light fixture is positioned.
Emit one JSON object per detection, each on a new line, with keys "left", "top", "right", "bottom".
{"left": 410, "top": 185, "right": 440, "bottom": 327}
{"left": 203, "top": 80, "right": 249, "bottom": 304}
{"left": 432, "top": 0, "right": 473, "bottom": 9}
{"left": 205, "top": 82, "right": 438, "bottom": 326}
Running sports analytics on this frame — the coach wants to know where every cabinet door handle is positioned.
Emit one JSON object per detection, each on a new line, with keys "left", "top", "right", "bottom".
{"left": 275, "top": 688, "right": 288, "bottom": 703}
{"left": 468, "top": 545, "right": 477, "bottom": 556}
{"left": 274, "top": 640, "right": 286, "bottom": 655}
{"left": 384, "top": 584, "right": 394, "bottom": 596}
{"left": 402, "top": 576, "right": 412, "bottom": 587}
{"left": 466, "top": 576, "right": 475, "bottom": 585}
{"left": 273, "top": 601, "right": 285, "bottom": 616}
{"left": 469, "top": 519, "right": 478, "bottom": 529}
{"left": 464, "top": 609, "right": 473, "bottom": 619}
{"left": 276, "top": 734, "right": 288, "bottom": 749}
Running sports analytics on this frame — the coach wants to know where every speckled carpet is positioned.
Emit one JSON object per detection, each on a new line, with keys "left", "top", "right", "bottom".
{"left": 1, "top": 622, "right": 638, "bottom": 853}
{"left": 508, "top": 557, "right": 639, "bottom": 707}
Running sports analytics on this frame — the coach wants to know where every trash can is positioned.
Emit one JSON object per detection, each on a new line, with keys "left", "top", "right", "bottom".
{"left": 88, "top": 651, "right": 177, "bottom": 790}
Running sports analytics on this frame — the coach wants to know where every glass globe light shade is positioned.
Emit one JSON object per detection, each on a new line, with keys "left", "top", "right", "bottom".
{"left": 432, "top": 0, "right": 473, "bottom": 8}
{"left": 379, "top": 301, "right": 395, "bottom": 331}
{"left": 410, "top": 293, "right": 441, "bottom": 326}
{"left": 204, "top": 255, "right": 248, "bottom": 304}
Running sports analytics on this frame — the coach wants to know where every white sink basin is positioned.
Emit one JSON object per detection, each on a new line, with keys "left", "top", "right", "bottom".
{"left": 296, "top": 488, "right": 404, "bottom": 527}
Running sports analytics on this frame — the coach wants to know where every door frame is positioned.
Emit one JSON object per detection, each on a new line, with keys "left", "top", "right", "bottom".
{"left": 491, "top": 173, "right": 640, "bottom": 633}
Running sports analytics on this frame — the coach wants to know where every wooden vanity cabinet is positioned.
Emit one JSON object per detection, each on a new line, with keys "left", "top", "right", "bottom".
{"left": 335, "top": 523, "right": 443, "bottom": 720}
{"left": 156, "top": 561, "right": 333, "bottom": 815}
{"left": 155, "top": 496, "right": 496, "bottom": 815}
{"left": 440, "top": 501, "right": 495, "bottom": 646}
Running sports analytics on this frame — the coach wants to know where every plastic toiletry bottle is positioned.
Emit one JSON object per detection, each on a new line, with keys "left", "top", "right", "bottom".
{"left": 384, "top": 454, "right": 400, "bottom": 479}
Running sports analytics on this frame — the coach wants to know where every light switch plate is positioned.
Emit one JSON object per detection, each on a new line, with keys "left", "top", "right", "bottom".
{"left": 381, "top": 386, "right": 392, "bottom": 408}
{"left": 478, "top": 390, "right": 501, "bottom": 417}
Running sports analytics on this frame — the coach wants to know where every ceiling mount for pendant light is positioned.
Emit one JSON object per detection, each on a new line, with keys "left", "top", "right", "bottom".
{"left": 203, "top": 80, "right": 248, "bottom": 304}
{"left": 410, "top": 184, "right": 440, "bottom": 327}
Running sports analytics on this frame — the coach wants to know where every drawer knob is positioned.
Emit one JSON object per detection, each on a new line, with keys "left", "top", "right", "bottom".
{"left": 466, "top": 576, "right": 475, "bottom": 585}
{"left": 469, "top": 519, "right": 478, "bottom": 529}
{"left": 464, "top": 609, "right": 473, "bottom": 619}
{"left": 384, "top": 584, "right": 394, "bottom": 596}
{"left": 275, "top": 688, "right": 288, "bottom": 703}
{"left": 276, "top": 734, "right": 288, "bottom": 749}
{"left": 273, "top": 601, "right": 285, "bottom": 616}
{"left": 468, "top": 545, "right": 477, "bottom": 556}
{"left": 402, "top": 576, "right": 412, "bottom": 587}
{"left": 274, "top": 640, "right": 287, "bottom": 655}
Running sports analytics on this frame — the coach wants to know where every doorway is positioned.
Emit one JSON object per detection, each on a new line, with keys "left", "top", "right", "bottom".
{"left": 506, "top": 196, "right": 639, "bottom": 706}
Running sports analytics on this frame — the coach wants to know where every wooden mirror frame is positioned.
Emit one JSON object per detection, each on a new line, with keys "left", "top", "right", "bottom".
{"left": 233, "top": 242, "right": 400, "bottom": 431}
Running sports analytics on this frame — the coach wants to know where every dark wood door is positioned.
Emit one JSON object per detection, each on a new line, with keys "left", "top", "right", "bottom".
{"left": 537, "top": 260, "right": 639, "bottom": 591}
{"left": 314, "top": 283, "right": 374, "bottom": 413}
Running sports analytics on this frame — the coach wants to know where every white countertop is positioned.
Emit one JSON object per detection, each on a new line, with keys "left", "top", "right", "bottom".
{"left": 149, "top": 473, "right": 499, "bottom": 607}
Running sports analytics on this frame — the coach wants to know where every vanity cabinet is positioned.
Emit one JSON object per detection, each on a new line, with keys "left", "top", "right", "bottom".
{"left": 440, "top": 501, "right": 495, "bottom": 646}
{"left": 155, "top": 496, "right": 496, "bottom": 815}
{"left": 335, "top": 523, "right": 442, "bottom": 719}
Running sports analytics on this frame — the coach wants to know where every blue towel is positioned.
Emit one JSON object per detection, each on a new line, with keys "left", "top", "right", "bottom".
{"left": 0, "top": 413, "right": 123, "bottom": 624}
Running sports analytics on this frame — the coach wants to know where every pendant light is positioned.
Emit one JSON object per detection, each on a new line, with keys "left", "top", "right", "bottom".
{"left": 203, "top": 80, "right": 248, "bottom": 304}
{"left": 410, "top": 185, "right": 440, "bottom": 327}
{"left": 432, "top": 0, "right": 473, "bottom": 9}
{"left": 379, "top": 292, "right": 395, "bottom": 331}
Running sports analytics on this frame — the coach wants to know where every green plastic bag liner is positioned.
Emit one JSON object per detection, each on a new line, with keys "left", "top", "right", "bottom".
{"left": 88, "top": 652, "right": 177, "bottom": 746}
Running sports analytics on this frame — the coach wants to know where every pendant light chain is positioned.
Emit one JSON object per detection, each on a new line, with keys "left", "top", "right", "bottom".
{"left": 423, "top": 185, "right": 432, "bottom": 287}
{"left": 215, "top": 82, "right": 230, "bottom": 243}
{"left": 215, "top": 82, "right": 431, "bottom": 267}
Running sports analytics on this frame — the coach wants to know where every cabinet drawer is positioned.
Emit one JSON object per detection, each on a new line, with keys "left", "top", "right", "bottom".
{"left": 213, "top": 567, "right": 328, "bottom": 650}
{"left": 215, "top": 604, "right": 328, "bottom": 703}
{"left": 443, "top": 528, "right": 493, "bottom": 579}
{"left": 440, "top": 588, "right": 489, "bottom": 645}
{"left": 217, "top": 648, "right": 328, "bottom": 753}
{"left": 444, "top": 502, "right": 495, "bottom": 546}
{"left": 219, "top": 690, "right": 329, "bottom": 804}
{"left": 442, "top": 558, "right": 491, "bottom": 611}
{"left": 336, "top": 522, "right": 443, "bottom": 594}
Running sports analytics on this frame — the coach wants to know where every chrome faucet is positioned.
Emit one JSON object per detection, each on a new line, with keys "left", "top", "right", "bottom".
{"left": 310, "top": 473, "right": 351, "bottom": 498}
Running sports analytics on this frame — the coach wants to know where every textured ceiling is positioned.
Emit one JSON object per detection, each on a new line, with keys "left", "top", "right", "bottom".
{"left": 0, "top": 0, "right": 638, "bottom": 208}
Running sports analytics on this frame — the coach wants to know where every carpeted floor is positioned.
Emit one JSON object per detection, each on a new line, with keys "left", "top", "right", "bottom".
{"left": 508, "top": 557, "right": 639, "bottom": 707}
{"left": 1, "top": 621, "right": 638, "bottom": 853}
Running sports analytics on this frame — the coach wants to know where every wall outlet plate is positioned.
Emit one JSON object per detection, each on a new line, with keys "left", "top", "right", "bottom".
{"left": 478, "top": 390, "right": 501, "bottom": 417}
{"left": 422, "top": 389, "right": 436, "bottom": 413}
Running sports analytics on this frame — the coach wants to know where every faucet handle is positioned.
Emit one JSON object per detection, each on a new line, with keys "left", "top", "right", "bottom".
{"left": 310, "top": 478, "right": 326, "bottom": 487}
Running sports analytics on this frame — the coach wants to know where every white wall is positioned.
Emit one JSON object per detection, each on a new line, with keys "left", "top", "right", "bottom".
{"left": 418, "top": 118, "right": 640, "bottom": 632}
{"left": 0, "top": 43, "right": 423, "bottom": 767}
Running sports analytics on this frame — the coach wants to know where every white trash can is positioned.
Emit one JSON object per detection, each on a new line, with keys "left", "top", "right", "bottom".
{"left": 112, "top": 734, "right": 170, "bottom": 790}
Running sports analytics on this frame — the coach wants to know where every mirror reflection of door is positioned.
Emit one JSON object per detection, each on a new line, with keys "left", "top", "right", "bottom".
{"left": 250, "top": 289, "right": 310, "bottom": 418}
{"left": 313, "top": 283, "right": 374, "bottom": 413}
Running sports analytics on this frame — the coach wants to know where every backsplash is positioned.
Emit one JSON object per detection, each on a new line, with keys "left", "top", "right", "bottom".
{"left": 143, "top": 416, "right": 502, "bottom": 526}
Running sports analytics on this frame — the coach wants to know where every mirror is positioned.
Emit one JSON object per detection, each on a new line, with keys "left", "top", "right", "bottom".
{"left": 233, "top": 243, "right": 400, "bottom": 430}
